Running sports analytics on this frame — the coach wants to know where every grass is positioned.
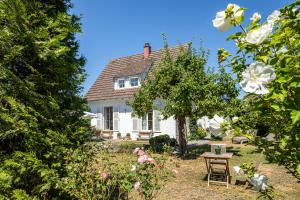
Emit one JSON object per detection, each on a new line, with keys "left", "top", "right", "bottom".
{"left": 155, "top": 141, "right": 300, "bottom": 200}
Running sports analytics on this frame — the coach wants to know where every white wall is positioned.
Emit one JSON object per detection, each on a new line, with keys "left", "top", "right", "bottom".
{"left": 88, "top": 99, "right": 177, "bottom": 140}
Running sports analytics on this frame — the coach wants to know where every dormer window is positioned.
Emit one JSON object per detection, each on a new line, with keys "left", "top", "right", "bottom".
{"left": 130, "top": 77, "right": 139, "bottom": 87}
{"left": 118, "top": 79, "right": 125, "bottom": 88}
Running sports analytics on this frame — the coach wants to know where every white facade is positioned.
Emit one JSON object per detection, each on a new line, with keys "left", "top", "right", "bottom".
{"left": 88, "top": 99, "right": 177, "bottom": 140}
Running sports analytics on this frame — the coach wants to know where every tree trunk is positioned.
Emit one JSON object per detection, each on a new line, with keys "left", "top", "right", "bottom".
{"left": 177, "top": 116, "right": 187, "bottom": 155}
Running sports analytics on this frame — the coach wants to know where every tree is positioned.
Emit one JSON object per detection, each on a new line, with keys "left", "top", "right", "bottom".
{"left": 214, "top": 1, "right": 300, "bottom": 175}
{"left": 0, "top": 0, "right": 90, "bottom": 198}
{"left": 130, "top": 42, "right": 239, "bottom": 154}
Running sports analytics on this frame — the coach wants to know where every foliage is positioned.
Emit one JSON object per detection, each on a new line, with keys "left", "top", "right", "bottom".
{"left": 217, "top": 1, "right": 300, "bottom": 175}
{"left": 188, "top": 127, "right": 207, "bottom": 140}
{"left": 240, "top": 162, "right": 256, "bottom": 179}
{"left": 130, "top": 40, "right": 239, "bottom": 154}
{"left": 0, "top": 0, "right": 91, "bottom": 198}
{"left": 63, "top": 144, "right": 175, "bottom": 200}
{"left": 149, "top": 134, "right": 177, "bottom": 153}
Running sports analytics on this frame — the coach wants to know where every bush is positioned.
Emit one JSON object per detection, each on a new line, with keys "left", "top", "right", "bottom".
{"left": 188, "top": 127, "right": 207, "bottom": 140}
{"left": 62, "top": 145, "right": 176, "bottom": 200}
{"left": 149, "top": 135, "right": 177, "bottom": 153}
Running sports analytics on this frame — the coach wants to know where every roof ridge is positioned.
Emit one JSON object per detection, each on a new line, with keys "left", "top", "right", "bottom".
{"left": 110, "top": 43, "right": 188, "bottom": 62}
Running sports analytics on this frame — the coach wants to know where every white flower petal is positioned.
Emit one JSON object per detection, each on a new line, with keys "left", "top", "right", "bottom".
{"left": 245, "top": 24, "right": 273, "bottom": 45}
{"left": 213, "top": 11, "right": 232, "bottom": 32}
{"left": 240, "top": 62, "right": 276, "bottom": 95}
{"left": 233, "top": 166, "right": 241, "bottom": 173}
{"left": 267, "top": 10, "right": 280, "bottom": 25}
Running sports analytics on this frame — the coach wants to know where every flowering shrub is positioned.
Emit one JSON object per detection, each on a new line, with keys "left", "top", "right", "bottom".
{"left": 213, "top": 1, "right": 300, "bottom": 175}
{"left": 62, "top": 143, "right": 176, "bottom": 199}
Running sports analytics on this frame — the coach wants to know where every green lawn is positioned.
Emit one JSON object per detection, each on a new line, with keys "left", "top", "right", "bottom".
{"left": 106, "top": 140, "right": 300, "bottom": 200}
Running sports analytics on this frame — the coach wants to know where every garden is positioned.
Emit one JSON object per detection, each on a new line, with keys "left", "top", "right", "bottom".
{"left": 0, "top": 0, "right": 299, "bottom": 199}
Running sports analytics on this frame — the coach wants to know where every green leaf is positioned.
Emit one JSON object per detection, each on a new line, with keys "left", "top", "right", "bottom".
{"left": 297, "top": 164, "right": 300, "bottom": 175}
{"left": 291, "top": 110, "right": 300, "bottom": 124}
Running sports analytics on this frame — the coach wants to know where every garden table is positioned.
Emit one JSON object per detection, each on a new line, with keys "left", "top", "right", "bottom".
{"left": 201, "top": 152, "right": 233, "bottom": 188}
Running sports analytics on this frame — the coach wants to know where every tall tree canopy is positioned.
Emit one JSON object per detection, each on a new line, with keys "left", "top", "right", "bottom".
{"left": 131, "top": 42, "right": 240, "bottom": 154}
{"left": 0, "top": 0, "right": 90, "bottom": 198}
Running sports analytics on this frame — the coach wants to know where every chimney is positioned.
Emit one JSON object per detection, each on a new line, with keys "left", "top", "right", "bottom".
{"left": 143, "top": 43, "right": 151, "bottom": 59}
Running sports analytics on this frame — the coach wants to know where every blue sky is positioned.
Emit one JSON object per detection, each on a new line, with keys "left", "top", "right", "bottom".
{"left": 70, "top": 0, "right": 293, "bottom": 95}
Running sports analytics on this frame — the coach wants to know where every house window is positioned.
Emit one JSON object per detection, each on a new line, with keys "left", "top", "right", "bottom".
{"left": 104, "top": 107, "right": 113, "bottom": 130}
{"left": 118, "top": 79, "right": 125, "bottom": 88}
{"left": 142, "top": 111, "right": 153, "bottom": 131}
{"left": 130, "top": 77, "right": 139, "bottom": 87}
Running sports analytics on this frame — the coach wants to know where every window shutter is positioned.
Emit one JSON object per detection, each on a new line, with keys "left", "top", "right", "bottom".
{"left": 96, "top": 108, "right": 103, "bottom": 130}
{"left": 132, "top": 116, "right": 140, "bottom": 131}
{"left": 113, "top": 106, "right": 119, "bottom": 131}
{"left": 154, "top": 110, "right": 161, "bottom": 132}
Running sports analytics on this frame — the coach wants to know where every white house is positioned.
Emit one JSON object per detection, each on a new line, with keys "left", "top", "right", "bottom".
{"left": 85, "top": 43, "right": 185, "bottom": 140}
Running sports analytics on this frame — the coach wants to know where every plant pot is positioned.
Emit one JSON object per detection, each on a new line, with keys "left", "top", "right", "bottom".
{"left": 215, "top": 148, "right": 221, "bottom": 155}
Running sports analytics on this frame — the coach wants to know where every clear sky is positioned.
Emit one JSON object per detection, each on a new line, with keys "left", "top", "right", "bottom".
{"left": 70, "top": 0, "right": 293, "bottom": 95}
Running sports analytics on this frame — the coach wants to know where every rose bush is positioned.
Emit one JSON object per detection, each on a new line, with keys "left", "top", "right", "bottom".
{"left": 213, "top": 1, "right": 300, "bottom": 176}
{"left": 62, "top": 143, "right": 176, "bottom": 200}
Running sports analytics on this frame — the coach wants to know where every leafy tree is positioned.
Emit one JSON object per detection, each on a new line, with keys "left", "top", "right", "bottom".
{"left": 130, "top": 42, "right": 239, "bottom": 154}
{"left": 0, "top": 0, "right": 91, "bottom": 198}
{"left": 215, "top": 1, "right": 300, "bottom": 175}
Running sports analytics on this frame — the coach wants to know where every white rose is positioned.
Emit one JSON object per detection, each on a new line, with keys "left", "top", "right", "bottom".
{"left": 267, "top": 10, "right": 280, "bottom": 25}
{"left": 245, "top": 24, "right": 273, "bottom": 45}
{"left": 240, "top": 62, "right": 276, "bottom": 95}
{"left": 250, "top": 12, "right": 261, "bottom": 22}
{"left": 212, "top": 4, "right": 244, "bottom": 32}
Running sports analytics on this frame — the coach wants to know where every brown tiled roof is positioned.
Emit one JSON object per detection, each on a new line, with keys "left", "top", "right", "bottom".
{"left": 85, "top": 44, "right": 187, "bottom": 101}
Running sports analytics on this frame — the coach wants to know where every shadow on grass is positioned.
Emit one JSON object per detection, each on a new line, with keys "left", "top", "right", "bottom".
{"left": 183, "top": 143, "right": 242, "bottom": 160}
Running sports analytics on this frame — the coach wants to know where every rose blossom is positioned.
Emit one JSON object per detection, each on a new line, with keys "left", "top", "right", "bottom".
{"left": 250, "top": 12, "right": 261, "bottom": 22}
{"left": 240, "top": 62, "right": 276, "bottom": 95}
{"left": 245, "top": 24, "right": 273, "bottom": 44}
{"left": 137, "top": 149, "right": 145, "bottom": 156}
{"left": 267, "top": 10, "right": 280, "bottom": 25}
{"left": 134, "top": 181, "right": 141, "bottom": 191}
{"left": 137, "top": 155, "right": 148, "bottom": 164}
{"left": 212, "top": 3, "right": 244, "bottom": 32}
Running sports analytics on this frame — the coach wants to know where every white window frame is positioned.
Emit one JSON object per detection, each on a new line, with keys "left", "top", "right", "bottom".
{"left": 118, "top": 79, "right": 125, "bottom": 88}
{"left": 130, "top": 77, "right": 139, "bottom": 87}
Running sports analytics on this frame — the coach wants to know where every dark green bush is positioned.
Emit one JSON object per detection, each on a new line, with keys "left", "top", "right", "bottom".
{"left": 149, "top": 134, "right": 177, "bottom": 153}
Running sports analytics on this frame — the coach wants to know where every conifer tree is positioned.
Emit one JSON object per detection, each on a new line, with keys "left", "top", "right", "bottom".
{"left": 0, "top": 0, "right": 90, "bottom": 198}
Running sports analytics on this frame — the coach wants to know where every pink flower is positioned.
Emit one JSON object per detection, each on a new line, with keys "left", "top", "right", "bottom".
{"left": 101, "top": 172, "right": 108, "bottom": 180}
{"left": 137, "top": 155, "right": 148, "bottom": 164}
{"left": 131, "top": 165, "right": 136, "bottom": 172}
{"left": 172, "top": 169, "right": 179, "bottom": 175}
{"left": 134, "top": 181, "right": 141, "bottom": 191}
{"left": 133, "top": 147, "right": 140, "bottom": 154}
{"left": 137, "top": 149, "right": 145, "bottom": 156}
